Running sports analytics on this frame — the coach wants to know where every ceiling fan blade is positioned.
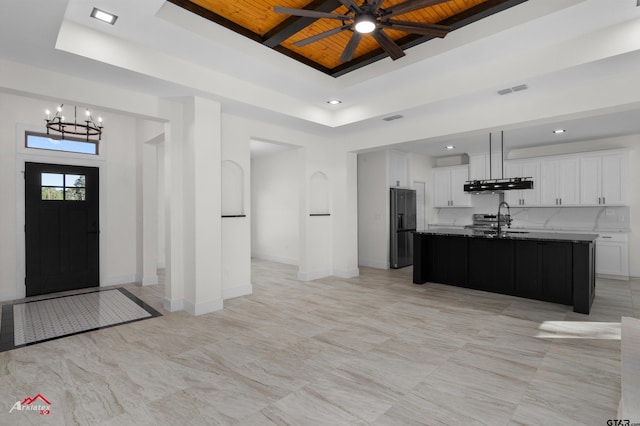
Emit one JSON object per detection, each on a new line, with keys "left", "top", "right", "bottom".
{"left": 294, "top": 24, "right": 352, "bottom": 47}
{"left": 385, "top": 0, "right": 451, "bottom": 17}
{"left": 273, "top": 6, "right": 350, "bottom": 20}
{"left": 338, "top": 0, "right": 362, "bottom": 13}
{"left": 372, "top": 30, "right": 406, "bottom": 60}
{"left": 384, "top": 20, "right": 450, "bottom": 37}
{"left": 339, "top": 31, "right": 363, "bottom": 62}
{"left": 369, "top": 0, "right": 385, "bottom": 13}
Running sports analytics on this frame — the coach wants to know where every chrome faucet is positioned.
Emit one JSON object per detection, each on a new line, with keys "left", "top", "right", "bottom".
{"left": 497, "top": 201, "right": 512, "bottom": 234}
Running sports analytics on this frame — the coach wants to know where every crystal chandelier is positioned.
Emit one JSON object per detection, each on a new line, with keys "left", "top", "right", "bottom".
{"left": 45, "top": 104, "right": 103, "bottom": 141}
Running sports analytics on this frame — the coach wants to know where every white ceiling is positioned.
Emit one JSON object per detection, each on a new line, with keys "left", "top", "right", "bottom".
{"left": 2, "top": 0, "right": 640, "bottom": 157}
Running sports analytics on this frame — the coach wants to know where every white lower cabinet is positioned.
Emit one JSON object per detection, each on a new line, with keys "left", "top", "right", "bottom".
{"left": 596, "top": 233, "right": 629, "bottom": 277}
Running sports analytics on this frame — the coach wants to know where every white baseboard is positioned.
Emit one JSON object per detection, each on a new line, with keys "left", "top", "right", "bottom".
{"left": 164, "top": 297, "right": 184, "bottom": 312}
{"left": 102, "top": 274, "right": 137, "bottom": 286}
{"left": 597, "top": 273, "right": 629, "bottom": 281}
{"left": 333, "top": 268, "right": 360, "bottom": 279}
{"left": 184, "top": 298, "right": 223, "bottom": 316}
{"left": 297, "top": 269, "right": 331, "bottom": 282}
{"left": 358, "top": 258, "right": 388, "bottom": 270}
{"left": 142, "top": 275, "right": 159, "bottom": 286}
{"left": 0, "top": 289, "right": 18, "bottom": 303}
{"left": 252, "top": 252, "right": 298, "bottom": 266}
{"left": 223, "top": 284, "right": 252, "bottom": 300}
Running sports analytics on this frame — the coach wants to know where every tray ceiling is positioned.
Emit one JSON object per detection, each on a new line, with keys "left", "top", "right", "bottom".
{"left": 168, "top": 0, "right": 527, "bottom": 77}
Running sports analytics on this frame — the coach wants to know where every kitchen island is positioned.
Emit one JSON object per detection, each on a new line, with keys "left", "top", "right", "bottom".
{"left": 413, "top": 228, "right": 598, "bottom": 314}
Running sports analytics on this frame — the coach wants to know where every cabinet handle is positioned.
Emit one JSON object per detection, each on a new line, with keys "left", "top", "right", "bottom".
{"left": 601, "top": 236, "right": 612, "bottom": 239}
{"left": 559, "top": 198, "right": 562, "bottom": 205}
{"left": 603, "top": 196, "right": 605, "bottom": 205}
{"left": 555, "top": 198, "right": 558, "bottom": 205}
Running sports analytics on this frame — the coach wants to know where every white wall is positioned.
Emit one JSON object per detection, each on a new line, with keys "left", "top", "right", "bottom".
{"left": 408, "top": 152, "right": 435, "bottom": 229}
{"left": 0, "top": 91, "right": 140, "bottom": 300}
{"left": 220, "top": 113, "right": 252, "bottom": 299}
{"left": 251, "top": 148, "right": 300, "bottom": 265}
{"left": 357, "top": 150, "right": 389, "bottom": 269}
{"left": 0, "top": 61, "right": 361, "bottom": 312}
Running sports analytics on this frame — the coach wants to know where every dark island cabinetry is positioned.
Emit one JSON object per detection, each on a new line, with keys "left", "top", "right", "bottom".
{"left": 427, "top": 235, "right": 468, "bottom": 286}
{"left": 413, "top": 230, "right": 596, "bottom": 314}
{"left": 514, "top": 241, "right": 573, "bottom": 305}
{"left": 469, "top": 238, "right": 515, "bottom": 293}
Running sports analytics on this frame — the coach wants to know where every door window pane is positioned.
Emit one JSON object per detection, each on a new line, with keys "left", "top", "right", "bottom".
{"left": 65, "top": 188, "right": 86, "bottom": 201}
{"left": 42, "top": 173, "right": 63, "bottom": 187}
{"left": 41, "top": 173, "right": 88, "bottom": 201}
{"left": 65, "top": 174, "right": 85, "bottom": 188}
{"left": 42, "top": 187, "right": 64, "bottom": 200}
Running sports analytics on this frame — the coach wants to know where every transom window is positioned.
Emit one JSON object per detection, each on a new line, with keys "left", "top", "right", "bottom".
{"left": 26, "top": 131, "right": 98, "bottom": 155}
{"left": 41, "top": 173, "right": 86, "bottom": 201}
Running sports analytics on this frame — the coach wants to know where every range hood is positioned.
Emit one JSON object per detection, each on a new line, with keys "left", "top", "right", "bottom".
{"left": 464, "top": 131, "right": 535, "bottom": 193}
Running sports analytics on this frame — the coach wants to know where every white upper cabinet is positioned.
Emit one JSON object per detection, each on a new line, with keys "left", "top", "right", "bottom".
{"left": 468, "top": 153, "right": 503, "bottom": 181}
{"left": 503, "top": 159, "right": 540, "bottom": 206}
{"left": 580, "top": 151, "right": 628, "bottom": 206}
{"left": 539, "top": 156, "right": 580, "bottom": 206}
{"left": 433, "top": 165, "right": 471, "bottom": 208}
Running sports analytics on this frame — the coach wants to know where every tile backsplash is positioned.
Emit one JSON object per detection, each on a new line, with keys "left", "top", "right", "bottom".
{"left": 433, "top": 193, "right": 630, "bottom": 231}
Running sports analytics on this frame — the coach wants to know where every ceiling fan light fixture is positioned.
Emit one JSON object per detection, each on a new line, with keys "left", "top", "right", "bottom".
{"left": 354, "top": 15, "right": 376, "bottom": 34}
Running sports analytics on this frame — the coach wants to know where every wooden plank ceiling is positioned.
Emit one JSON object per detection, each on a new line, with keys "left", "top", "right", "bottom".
{"left": 168, "top": 0, "right": 527, "bottom": 77}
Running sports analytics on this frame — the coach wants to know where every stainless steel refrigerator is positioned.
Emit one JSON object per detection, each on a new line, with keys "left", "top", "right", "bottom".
{"left": 390, "top": 188, "right": 417, "bottom": 269}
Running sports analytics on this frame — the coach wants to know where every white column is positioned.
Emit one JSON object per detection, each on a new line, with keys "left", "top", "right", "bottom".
{"left": 162, "top": 101, "right": 185, "bottom": 312}
{"left": 182, "top": 97, "right": 223, "bottom": 315}
{"left": 142, "top": 141, "right": 159, "bottom": 285}
{"left": 332, "top": 151, "right": 359, "bottom": 278}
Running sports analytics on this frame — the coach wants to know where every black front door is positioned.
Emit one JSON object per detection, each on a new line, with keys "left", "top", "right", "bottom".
{"left": 25, "top": 162, "right": 99, "bottom": 296}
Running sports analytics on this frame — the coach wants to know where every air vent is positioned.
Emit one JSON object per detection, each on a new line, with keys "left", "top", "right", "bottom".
{"left": 497, "top": 84, "right": 528, "bottom": 95}
{"left": 383, "top": 114, "right": 404, "bottom": 122}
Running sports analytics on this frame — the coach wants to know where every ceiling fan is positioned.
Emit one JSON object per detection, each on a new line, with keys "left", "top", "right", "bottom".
{"left": 274, "top": 0, "right": 452, "bottom": 63}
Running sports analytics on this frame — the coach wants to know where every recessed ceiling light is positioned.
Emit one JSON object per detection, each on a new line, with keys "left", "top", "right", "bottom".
{"left": 553, "top": 129, "right": 566, "bottom": 134}
{"left": 327, "top": 99, "right": 342, "bottom": 105}
{"left": 446, "top": 145, "right": 455, "bottom": 150}
{"left": 91, "top": 7, "right": 118, "bottom": 25}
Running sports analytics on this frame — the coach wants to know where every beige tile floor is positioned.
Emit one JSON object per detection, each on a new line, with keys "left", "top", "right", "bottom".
{"left": 0, "top": 259, "right": 638, "bottom": 425}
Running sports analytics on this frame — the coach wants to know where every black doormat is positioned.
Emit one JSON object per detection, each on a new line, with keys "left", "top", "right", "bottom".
{"left": 0, "top": 288, "right": 161, "bottom": 352}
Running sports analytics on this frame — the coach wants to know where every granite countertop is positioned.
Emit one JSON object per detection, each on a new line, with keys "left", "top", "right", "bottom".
{"left": 416, "top": 228, "right": 598, "bottom": 243}
{"left": 427, "top": 224, "right": 630, "bottom": 233}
